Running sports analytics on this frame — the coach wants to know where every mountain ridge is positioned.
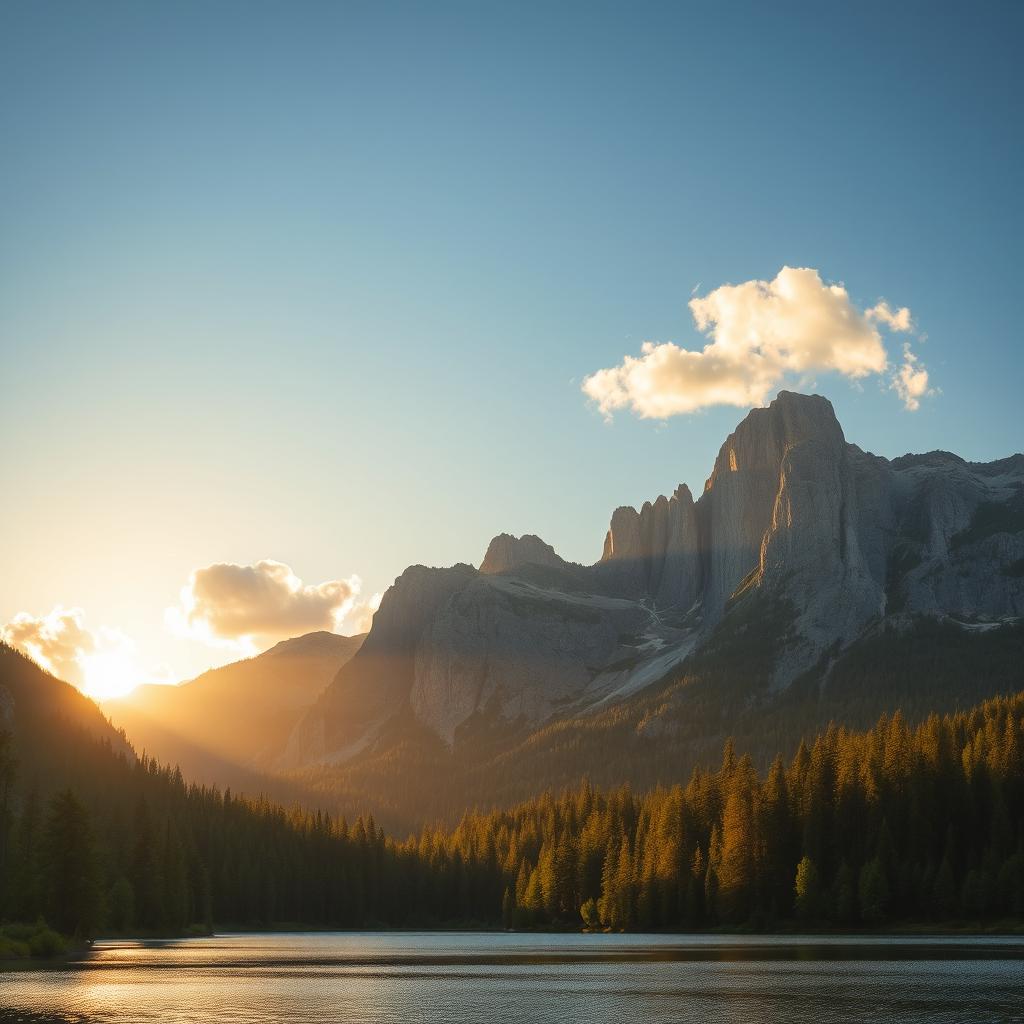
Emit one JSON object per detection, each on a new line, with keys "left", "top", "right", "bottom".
{"left": 104, "top": 630, "right": 365, "bottom": 784}
{"left": 288, "top": 390, "right": 1024, "bottom": 776}
{"left": 68, "top": 390, "right": 1024, "bottom": 831}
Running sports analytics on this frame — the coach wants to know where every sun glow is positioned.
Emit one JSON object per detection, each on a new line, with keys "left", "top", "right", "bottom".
{"left": 79, "top": 648, "right": 142, "bottom": 701}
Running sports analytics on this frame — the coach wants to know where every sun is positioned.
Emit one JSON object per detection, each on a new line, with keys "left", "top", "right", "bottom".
{"left": 79, "top": 648, "right": 141, "bottom": 701}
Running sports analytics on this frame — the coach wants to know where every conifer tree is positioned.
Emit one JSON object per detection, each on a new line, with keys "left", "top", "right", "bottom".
{"left": 858, "top": 857, "right": 889, "bottom": 923}
{"left": 794, "top": 856, "right": 822, "bottom": 922}
{"left": 43, "top": 790, "right": 102, "bottom": 937}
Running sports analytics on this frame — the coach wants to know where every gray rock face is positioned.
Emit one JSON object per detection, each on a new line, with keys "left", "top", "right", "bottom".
{"left": 411, "top": 575, "right": 650, "bottom": 743}
{"left": 287, "top": 390, "right": 1024, "bottom": 766}
{"left": 719, "top": 396, "right": 1024, "bottom": 681}
{"left": 285, "top": 563, "right": 477, "bottom": 766}
{"left": 480, "top": 533, "right": 565, "bottom": 575}
{"left": 697, "top": 391, "right": 847, "bottom": 622}
{"left": 884, "top": 455, "right": 1024, "bottom": 622}
{"left": 598, "top": 485, "right": 701, "bottom": 617}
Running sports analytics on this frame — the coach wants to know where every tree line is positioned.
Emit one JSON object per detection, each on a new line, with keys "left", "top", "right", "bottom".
{"left": 479, "top": 693, "right": 1024, "bottom": 929}
{"left": 1, "top": 689, "right": 1022, "bottom": 938}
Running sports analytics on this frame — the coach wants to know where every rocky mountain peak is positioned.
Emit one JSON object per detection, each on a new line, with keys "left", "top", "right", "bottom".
{"left": 697, "top": 391, "right": 847, "bottom": 620}
{"left": 598, "top": 482, "right": 700, "bottom": 615}
{"left": 704, "top": 391, "right": 844, "bottom": 493}
{"left": 480, "top": 534, "right": 565, "bottom": 575}
{"left": 361, "top": 563, "right": 478, "bottom": 657}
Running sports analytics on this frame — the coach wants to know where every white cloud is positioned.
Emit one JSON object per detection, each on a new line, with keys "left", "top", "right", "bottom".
{"left": 891, "top": 342, "right": 933, "bottom": 411}
{"left": 582, "top": 266, "right": 933, "bottom": 417}
{"left": 166, "top": 559, "right": 361, "bottom": 649}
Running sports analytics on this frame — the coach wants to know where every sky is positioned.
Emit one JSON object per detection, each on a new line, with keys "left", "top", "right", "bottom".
{"left": 1, "top": 1, "right": 1021, "bottom": 697}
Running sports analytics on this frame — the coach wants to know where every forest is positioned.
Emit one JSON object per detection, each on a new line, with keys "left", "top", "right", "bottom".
{"left": 1, "top": 685, "right": 1022, "bottom": 942}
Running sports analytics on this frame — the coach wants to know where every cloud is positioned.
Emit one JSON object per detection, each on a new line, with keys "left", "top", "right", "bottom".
{"left": 345, "top": 592, "right": 382, "bottom": 635}
{"left": 891, "top": 342, "right": 933, "bottom": 411}
{"left": 866, "top": 301, "right": 914, "bottom": 333}
{"left": 166, "top": 559, "right": 362, "bottom": 649}
{"left": 582, "top": 266, "right": 932, "bottom": 417}
{"left": 1, "top": 606, "right": 97, "bottom": 684}
{"left": 1, "top": 607, "right": 143, "bottom": 698}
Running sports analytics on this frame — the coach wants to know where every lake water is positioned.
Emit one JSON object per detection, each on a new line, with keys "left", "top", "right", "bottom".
{"left": 2, "top": 932, "right": 1023, "bottom": 1023}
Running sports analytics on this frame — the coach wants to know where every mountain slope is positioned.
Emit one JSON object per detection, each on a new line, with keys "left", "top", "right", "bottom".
{"left": 104, "top": 631, "right": 364, "bottom": 782}
{"left": 0, "top": 641, "right": 133, "bottom": 788}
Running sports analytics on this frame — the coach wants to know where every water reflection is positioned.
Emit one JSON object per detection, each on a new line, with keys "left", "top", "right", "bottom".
{"left": 3, "top": 933, "right": 1023, "bottom": 1024}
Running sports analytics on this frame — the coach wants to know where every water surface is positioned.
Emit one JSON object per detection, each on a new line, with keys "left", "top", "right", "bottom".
{"left": 2, "top": 932, "right": 1023, "bottom": 1023}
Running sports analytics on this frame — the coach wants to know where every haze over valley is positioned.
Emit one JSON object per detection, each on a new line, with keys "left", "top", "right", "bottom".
{"left": 87, "top": 390, "right": 1024, "bottom": 830}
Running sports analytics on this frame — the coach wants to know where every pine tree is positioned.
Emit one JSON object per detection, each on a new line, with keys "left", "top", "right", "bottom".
{"left": 107, "top": 876, "right": 136, "bottom": 932}
{"left": 704, "top": 825, "right": 721, "bottom": 924}
{"left": 793, "top": 856, "right": 822, "bottom": 922}
{"left": 501, "top": 886, "right": 514, "bottom": 928}
{"left": 43, "top": 789, "right": 102, "bottom": 937}
{"left": 161, "top": 822, "right": 190, "bottom": 932}
{"left": 760, "top": 754, "right": 794, "bottom": 920}
{"left": 932, "top": 855, "right": 957, "bottom": 918}
{"left": 8, "top": 787, "right": 42, "bottom": 922}
{"left": 858, "top": 857, "right": 889, "bottom": 923}
{"left": 832, "top": 860, "right": 857, "bottom": 923}
{"left": 580, "top": 896, "right": 600, "bottom": 930}
{"left": 685, "top": 846, "right": 705, "bottom": 927}
{"left": 718, "top": 757, "right": 757, "bottom": 923}
{"left": 132, "top": 797, "right": 163, "bottom": 929}
{"left": 598, "top": 836, "right": 620, "bottom": 929}
{"left": 0, "top": 730, "right": 15, "bottom": 917}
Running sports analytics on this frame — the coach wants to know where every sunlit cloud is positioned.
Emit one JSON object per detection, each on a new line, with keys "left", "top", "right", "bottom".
{"left": 345, "top": 591, "right": 382, "bottom": 635}
{"left": 866, "top": 300, "right": 914, "bottom": 333}
{"left": 1, "top": 606, "right": 95, "bottom": 685}
{"left": 166, "top": 559, "right": 362, "bottom": 651}
{"left": 582, "top": 266, "right": 933, "bottom": 417}
{"left": 891, "top": 342, "right": 933, "bottom": 411}
{"left": 1, "top": 607, "right": 149, "bottom": 700}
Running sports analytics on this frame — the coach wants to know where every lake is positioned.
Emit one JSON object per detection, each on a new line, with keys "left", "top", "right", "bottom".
{"left": 2, "top": 932, "right": 1023, "bottom": 1023}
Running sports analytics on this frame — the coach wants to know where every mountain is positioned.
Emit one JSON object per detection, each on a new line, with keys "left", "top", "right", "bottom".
{"left": 288, "top": 391, "right": 1024, "bottom": 784}
{"left": 104, "top": 631, "right": 364, "bottom": 785}
{"left": 82, "top": 391, "right": 1022, "bottom": 830}
{"left": 0, "top": 641, "right": 133, "bottom": 788}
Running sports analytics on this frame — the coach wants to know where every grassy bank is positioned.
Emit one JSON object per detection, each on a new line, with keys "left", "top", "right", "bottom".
{"left": 0, "top": 921, "right": 71, "bottom": 960}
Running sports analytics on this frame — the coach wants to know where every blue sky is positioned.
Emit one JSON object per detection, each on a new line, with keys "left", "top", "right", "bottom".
{"left": 1, "top": 1, "right": 1021, "bottom": 688}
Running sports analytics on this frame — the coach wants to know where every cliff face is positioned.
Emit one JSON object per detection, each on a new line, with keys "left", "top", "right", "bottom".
{"left": 598, "top": 484, "right": 701, "bottom": 614}
{"left": 286, "top": 391, "right": 1024, "bottom": 767}
{"left": 697, "top": 392, "right": 847, "bottom": 622}
{"left": 410, "top": 576, "right": 650, "bottom": 743}
{"left": 279, "top": 563, "right": 476, "bottom": 766}
{"left": 599, "top": 391, "right": 1024, "bottom": 675}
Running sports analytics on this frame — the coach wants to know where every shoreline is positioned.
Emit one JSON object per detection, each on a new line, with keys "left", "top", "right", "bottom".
{"left": 5, "top": 927, "right": 1024, "bottom": 975}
